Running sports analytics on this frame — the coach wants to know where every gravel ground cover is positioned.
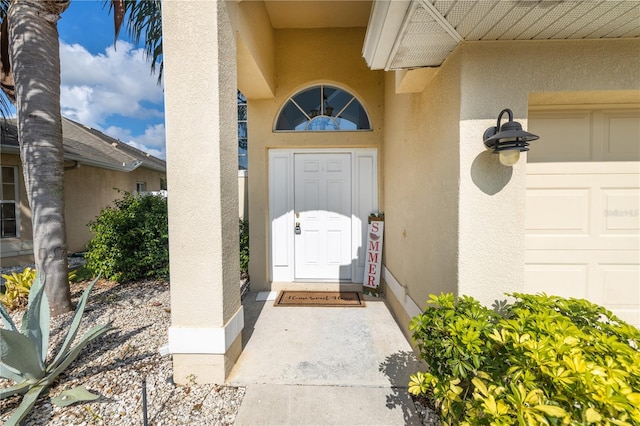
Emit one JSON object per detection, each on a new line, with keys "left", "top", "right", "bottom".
{"left": 0, "top": 279, "right": 245, "bottom": 425}
{"left": 1, "top": 262, "right": 438, "bottom": 425}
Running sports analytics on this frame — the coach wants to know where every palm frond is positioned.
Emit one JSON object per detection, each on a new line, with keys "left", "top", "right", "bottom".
{"left": 106, "top": 0, "right": 163, "bottom": 84}
{"left": 0, "top": 0, "right": 9, "bottom": 19}
{"left": 0, "top": 11, "right": 14, "bottom": 116}
{"left": 0, "top": 92, "right": 11, "bottom": 118}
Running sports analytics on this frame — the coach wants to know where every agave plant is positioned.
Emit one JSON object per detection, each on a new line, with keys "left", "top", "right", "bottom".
{"left": 0, "top": 274, "right": 112, "bottom": 425}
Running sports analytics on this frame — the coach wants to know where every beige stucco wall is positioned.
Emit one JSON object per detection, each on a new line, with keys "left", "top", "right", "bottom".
{"left": 382, "top": 50, "right": 462, "bottom": 309}
{"left": 234, "top": 11, "right": 639, "bottom": 330}
{"left": 64, "top": 164, "right": 165, "bottom": 253}
{"left": 456, "top": 38, "right": 639, "bottom": 307}
{"left": 1, "top": 152, "right": 165, "bottom": 266}
{"left": 382, "top": 38, "right": 640, "bottom": 327}
{"left": 246, "top": 27, "right": 385, "bottom": 290}
{"left": 229, "top": 0, "right": 275, "bottom": 99}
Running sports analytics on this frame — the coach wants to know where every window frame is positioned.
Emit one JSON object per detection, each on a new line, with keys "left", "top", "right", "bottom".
{"left": 238, "top": 90, "right": 248, "bottom": 170}
{"left": 273, "top": 84, "right": 372, "bottom": 133}
{"left": 1, "top": 165, "right": 19, "bottom": 239}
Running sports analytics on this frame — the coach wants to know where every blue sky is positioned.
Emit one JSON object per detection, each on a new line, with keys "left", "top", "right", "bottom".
{"left": 58, "top": 0, "right": 166, "bottom": 158}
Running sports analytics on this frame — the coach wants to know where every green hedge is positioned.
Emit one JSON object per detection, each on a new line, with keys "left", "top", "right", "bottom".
{"left": 239, "top": 218, "right": 249, "bottom": 273}
{"left": 85, "top": 192, "right": 169, "bottom": 282}
{"left": 409, "top": 293, "right": 640, "bottom": 425}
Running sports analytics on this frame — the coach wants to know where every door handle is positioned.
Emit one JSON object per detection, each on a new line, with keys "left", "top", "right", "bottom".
{"left": 295, "top": 222, "right": 301, "bottom": 235}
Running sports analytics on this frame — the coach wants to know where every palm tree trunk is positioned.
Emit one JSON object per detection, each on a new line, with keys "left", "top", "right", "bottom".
{"left": 8, "top": 0, "right": 72, "bottom": 315}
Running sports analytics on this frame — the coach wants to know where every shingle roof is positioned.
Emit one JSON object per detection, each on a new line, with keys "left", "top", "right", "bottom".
{"left": 1, "top": 116, "right": 166, "bottom": 173}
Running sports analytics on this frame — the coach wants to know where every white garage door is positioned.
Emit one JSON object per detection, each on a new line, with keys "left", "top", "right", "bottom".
{"left": 526, "top": 108, "right": 640, "bottom": 327}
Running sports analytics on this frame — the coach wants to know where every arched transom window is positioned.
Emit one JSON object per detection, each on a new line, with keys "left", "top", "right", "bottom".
{"left": 275, "top": 85, "right": 371, "bottom": 131}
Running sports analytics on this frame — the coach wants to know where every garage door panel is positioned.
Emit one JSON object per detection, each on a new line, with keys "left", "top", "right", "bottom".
{"left": 612, "top": 310, "right": 640, "bottom": 328}
{"left": 526, "top": 167, "right": 639, "bottom": 250}
{"left": 602, "top": 111, "right": 640, "bottom": 160}
{"left": 602, "top": 189, "right": 640, "bottom": 233}
{"left": 526, "top": 249, "right": 638, "bottom": 263}
{"left": 527, "top": 112, "right": 592, "bottom": 162}
{"left": 526, "top": 251, "right": 639, "bottom": 311}
{"left": 527, "top": 236, "right": 639, "bottom": 251}
{"left": 601, "top": 261, "right": 640, "bottom": 326}
{"left": 527, "top": 106, "right": 639, "bottom": 327}
{"left": 525, "top": 263, "right": 588, "bottom": 299}
{"left": 526, "top": 188, "right": 590, "bottom": 234}
{"left": 600, "top": 264, "right": 640, "bottom": 307}
{"left": 527, "top": 162, "right": 640, "bottom": 176}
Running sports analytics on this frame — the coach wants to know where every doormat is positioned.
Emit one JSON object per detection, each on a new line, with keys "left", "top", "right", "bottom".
{"left": 274, "top": 291, "right": 366, "bottom": 307}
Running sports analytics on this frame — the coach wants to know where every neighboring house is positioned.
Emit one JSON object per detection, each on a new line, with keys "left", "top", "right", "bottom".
{"left": 167, "top": 1, "right": 639, "bottom": 384}
{"left": 1, "top": 116, "right": 166, "bottom": 266}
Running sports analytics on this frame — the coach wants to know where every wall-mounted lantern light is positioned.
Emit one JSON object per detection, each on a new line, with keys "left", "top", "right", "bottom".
{"left": 483, "top": 109, "right": 539, "bottom": 166}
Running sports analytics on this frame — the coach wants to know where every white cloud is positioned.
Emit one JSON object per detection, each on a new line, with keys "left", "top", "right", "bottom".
{"left": 134, "top": 123, "right": 166, "bottom": 150}
{"left": 59, "top": 41, "right": 165, "bottom": 157}
{"left": 104, "top": 123, "right": 166, "bottom": 160}
{"left": 102, "top": 125, "right": 133, "bottom": 143}
{"left": 126, "top": 140, "right": 165, "bottom": 160}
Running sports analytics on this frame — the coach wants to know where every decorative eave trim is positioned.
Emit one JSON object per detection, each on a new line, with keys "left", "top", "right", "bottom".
{"left": 363, "top": 0, "right": 462, "bottom": 71}
{"left": 362, "top": 0, "right": 412, "bottom": 70}
{"left": 418, "top": 0, "right": 463, "bottom": 43}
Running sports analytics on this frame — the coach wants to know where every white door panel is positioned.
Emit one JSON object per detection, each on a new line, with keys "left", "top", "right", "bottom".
{"left": 294, "top": 153, "right": 352, "bottom": 280}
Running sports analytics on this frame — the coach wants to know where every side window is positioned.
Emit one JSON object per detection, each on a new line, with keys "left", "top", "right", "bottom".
{"left": 238, "top": 91, "right": 248, "bottom": 170}
{"left": 1, "top": 166, "right": 18, "bottom": 238}
{"left": 136, "top": 182, "right": 147, "bottom": 193}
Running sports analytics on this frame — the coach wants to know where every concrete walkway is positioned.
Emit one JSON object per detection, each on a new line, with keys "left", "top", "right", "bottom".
{"left": 227, "top": 291, "right": 423, "bottom": 425}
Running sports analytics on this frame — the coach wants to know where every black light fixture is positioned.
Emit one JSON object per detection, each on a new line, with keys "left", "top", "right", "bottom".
{"left": 483, "top": 108, "right": 539, "bottom": 166}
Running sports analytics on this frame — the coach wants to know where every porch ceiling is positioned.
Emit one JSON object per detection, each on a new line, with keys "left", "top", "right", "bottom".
{"left": 263, "top": 1, "right": 372, "bottom": 29}
{"left": 364, "top": 0, "right": 640, "bottom": 70}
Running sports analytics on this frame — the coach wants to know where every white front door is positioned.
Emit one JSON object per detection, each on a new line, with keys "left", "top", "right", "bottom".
{"left": 294, "top": 153, "right": 352, "bottom": 280}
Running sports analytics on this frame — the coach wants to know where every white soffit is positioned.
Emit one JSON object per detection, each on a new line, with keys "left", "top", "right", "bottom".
{"left": 364, "top": 0, "right": 640, "bottom": 71}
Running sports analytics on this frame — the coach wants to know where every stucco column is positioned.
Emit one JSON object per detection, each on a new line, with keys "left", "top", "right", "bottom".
{"left": 455, "top": 44, "right": 533, "bottom": 306}
{"left": 455, "top": 52, "right": 531, "bottom": 306}
{"left": 457, "top": 113, "right": 527, "bottom": 307}
{"left": 162, "top": 0, "right": 243, "bottom": 384}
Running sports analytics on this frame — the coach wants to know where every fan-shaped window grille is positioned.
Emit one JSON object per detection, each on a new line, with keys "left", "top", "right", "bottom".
{"left": 275, "top": 85, "right": 371, "bottom": 131}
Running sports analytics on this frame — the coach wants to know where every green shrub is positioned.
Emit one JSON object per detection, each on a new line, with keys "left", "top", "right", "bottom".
{"left": 239, "top": 218, "right": 249, "bottom": 273}
{"left": 85, "top": 192, "right": 168, "bottom": 282}
{"left": 69, "top": 265, "right": 94, "bottom": 283}
{"left": 409, "top": 293, "right": 640, "bottom": 425}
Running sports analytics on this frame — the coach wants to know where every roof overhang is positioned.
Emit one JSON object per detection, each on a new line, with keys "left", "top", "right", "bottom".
{"left": 363, "top": 0, "right": 640, "bottom": 71}
{"left": 1, "top": 144, "right": 149, "bottom": 173}
{"left": 1, "top": 118, "right": 166, "bottom": 173}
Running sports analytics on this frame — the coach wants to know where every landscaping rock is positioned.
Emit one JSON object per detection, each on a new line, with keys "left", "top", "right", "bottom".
{"left": 0, "top": 279, "right": 245, "bottom": 425}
